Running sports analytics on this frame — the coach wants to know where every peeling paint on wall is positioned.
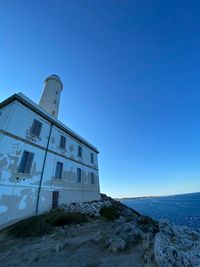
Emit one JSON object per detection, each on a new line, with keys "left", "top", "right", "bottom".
{"left": 0, "top": 101, "right": 100, "bottom": 228}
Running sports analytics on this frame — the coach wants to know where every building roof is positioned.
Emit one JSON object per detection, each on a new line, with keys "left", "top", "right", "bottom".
{"left": 0, "top": 93, "right": 99, "bottom": 153}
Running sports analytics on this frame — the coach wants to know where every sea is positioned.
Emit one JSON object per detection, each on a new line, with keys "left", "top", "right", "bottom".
{"left": 121, "top": 192, "right": 200, "bottom": 230}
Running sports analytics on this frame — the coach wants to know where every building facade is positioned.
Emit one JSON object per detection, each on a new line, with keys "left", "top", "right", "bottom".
{"left": 0, "top": 75, "right": 100, "bottom": 228}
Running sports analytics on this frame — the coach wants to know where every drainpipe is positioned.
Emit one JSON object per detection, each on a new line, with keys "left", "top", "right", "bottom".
{"left": 35, "top": 123, "right": 53, "bottom": 214}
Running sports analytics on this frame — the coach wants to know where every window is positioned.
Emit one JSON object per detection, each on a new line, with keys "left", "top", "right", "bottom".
{"left": 55, "top": 162, "right": 63, "bottom": 179}
{"left": 91, "top": 172, "right": 95, "bottom": 184}
{"left": 30, "top": 119, "right": 42, "bottom": 137}
{"left": 78, "top": 146, "right": 82, "bottom": 158}
{"left": 77, "top": 168, "right": 82, "bottom": 183}
{"left": 54, "top": 100, "right": 57, "bottom": 105}
{"left": 59, "top": 135, "right": 66, "bottom": 150}
{"left": 52, "top": 110, "right": 55, "bottom": 116}
{"left": 18, "top": 151, "right": 34, "bottom": 174}
{"left": 91, "top": 153, "right": 94, "bottom": 164}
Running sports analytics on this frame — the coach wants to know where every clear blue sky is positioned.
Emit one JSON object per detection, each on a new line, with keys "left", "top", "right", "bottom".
{"left": 0, "top": 1, "right": 200, "bottom": 197}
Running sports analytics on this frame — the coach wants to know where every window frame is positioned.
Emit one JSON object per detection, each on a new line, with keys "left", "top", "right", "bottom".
{"left": 59, "top": 135, "right": 66, "bottom": 150}
{"left": 90, "top": 153, "right": 94, "bottom": 164}
{"left": 77, "top": 168, "right": 82, "bottom": 183}
{"left": 91, "top": 172, "right": 95, "bottom": 184}
{"left": 55, "top": 161, "right": 63, "bottom": 179}
{"left": 30, "top": 119, "right": 42, "bottom": 138}
{"left": 78, "top": 145, "right": 82, "bottom": 158}
{"left": 18, "top": 151, "right": 34, "bottom": 174}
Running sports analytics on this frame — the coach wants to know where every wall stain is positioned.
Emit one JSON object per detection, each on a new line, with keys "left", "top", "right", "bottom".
{"left": 69, "top": 145, "right": 73, "bottom": 152}
{"left": 51, "top": 137, "right": 55, "bottom": 144}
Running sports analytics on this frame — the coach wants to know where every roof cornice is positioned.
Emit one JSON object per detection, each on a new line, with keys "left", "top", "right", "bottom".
{"left": 0, "top": 93, "right": 99, "bottom": 153}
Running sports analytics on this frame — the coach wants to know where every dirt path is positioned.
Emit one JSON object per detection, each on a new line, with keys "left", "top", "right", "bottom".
{"left": 0, "top": 219, "right": 150, "bottom": 267}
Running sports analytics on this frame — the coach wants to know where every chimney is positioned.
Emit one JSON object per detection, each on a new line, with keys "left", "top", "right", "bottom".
{"left": 39, "top": 74, "right": 63, "bottom": 119}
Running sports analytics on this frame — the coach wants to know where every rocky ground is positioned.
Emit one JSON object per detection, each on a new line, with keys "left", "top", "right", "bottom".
{"left": 0, "top": 195, "right": 200, "bottom": 267}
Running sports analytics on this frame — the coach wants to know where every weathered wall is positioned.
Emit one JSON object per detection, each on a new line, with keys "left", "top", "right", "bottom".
{"left": 0, "top": 100, "right": 100, "bottom": 228}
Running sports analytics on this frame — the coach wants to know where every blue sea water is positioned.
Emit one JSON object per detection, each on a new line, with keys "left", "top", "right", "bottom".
{"left": 121, "top": 192, "right": 200, "bottom": 230}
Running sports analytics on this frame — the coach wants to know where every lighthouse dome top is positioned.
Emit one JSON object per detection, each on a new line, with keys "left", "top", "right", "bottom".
{"left": 45, "top": 74, "right": 63, "bottom": 90}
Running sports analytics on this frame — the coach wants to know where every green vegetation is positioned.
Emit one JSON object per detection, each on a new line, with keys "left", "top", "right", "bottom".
{"left": 6, "top": 208, "right": 88, "bottom": 238}
{"left": 100, "top": 205, "right": 120, "bottom": 221}
{"left": 45, "top": 209, "right": 88, "bottom": 227}
{"left": 138, "top": 215, "right": 159, "bottom": 232}
{"left": 7, "top": 216, "right": 51, "bottom": 238}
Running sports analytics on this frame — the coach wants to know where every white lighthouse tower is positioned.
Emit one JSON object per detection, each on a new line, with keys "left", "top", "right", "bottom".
{"left": 39, "top": 74, "right": 63, "bottom": 118}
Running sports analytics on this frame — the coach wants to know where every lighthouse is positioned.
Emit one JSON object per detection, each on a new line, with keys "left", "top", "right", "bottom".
{"left": 39, "top": 74, "right": 63, "bottom": 118}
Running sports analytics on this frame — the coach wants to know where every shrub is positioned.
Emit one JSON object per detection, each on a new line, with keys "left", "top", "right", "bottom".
{"left": 44, "top": 209, "right": 88, "bottom": 226}
{"left": 7, "top": 216, "right": 52, "bottom": 238}
{"left": 6, "top": 208, "right": 88, "bottom": 238}
{"left": 100, "top": 205, "right": 120, "bottom": 221}
{"left": 138, "top": 215, "right": 159, "bottom": 233}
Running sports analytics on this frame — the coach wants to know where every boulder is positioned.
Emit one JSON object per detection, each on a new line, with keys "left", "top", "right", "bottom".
{"left": 108, "top": 237, "right": 127, "bottom": 252}
{"left": 115, "top": 222, "right": 142, "bottom": 242}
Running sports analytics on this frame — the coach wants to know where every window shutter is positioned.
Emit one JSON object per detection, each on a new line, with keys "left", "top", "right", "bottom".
{"left": 77, "top": 168, "right": 81, "bottom": 182}
{"left": 91, "top": 172, "right": 94, "bottom": 184}
{"left": 59, "top": 135, "right": 66, "bottom": 149}
{"left": 55, "top": 162, "right": 63, "bottom": 179}
{"left": 18, "top": 151, "right": 28, "bottom": 173}
{"left": 31, "top": 119, "right": 42, "bottom": 137}
{"left": 91, "top": 153, "right": 94, "bottom": 163}
{"left": 18, "top": 151, "right": 34, "bottom": 174}
{"left": 78, "top": 146, "right": 82, "bottom": 157}
{"left": 24, "top": 152, "right": 34, "bottom": 174}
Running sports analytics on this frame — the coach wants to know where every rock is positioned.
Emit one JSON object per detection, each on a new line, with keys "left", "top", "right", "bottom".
{"left": 115, "top": 222, "right": 142, "bottom": 242}
{"left": 91, "top": 231, "right": 102, "bottom": 242}
{"left": 55, "top": 243, "right": 62, "bottom": 252}
{"left": 154, "top": 220, "right": 200, "bottom": 267}
{"left": 142, "top": 232, "right": 155, "bottom": 264}
{"left": 55, "top": 242, "right": 67, "bottom": 252}
{"left": 62, "top": 200, "right": 112, "bottom": 217}
{"left": 108, "top": 237, "right": 127, "bottom": 252}
{"left": 28, "top": 255, "right": 40, "bottom": 263}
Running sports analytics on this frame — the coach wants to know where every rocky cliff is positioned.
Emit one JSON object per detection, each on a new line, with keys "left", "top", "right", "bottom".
{"left": 0, "top": 194, "right": 199, "bottom": 267}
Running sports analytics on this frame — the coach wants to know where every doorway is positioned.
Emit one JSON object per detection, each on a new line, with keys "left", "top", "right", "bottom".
{"left": 52, "top": 191, "right": 59, "bottom": 209}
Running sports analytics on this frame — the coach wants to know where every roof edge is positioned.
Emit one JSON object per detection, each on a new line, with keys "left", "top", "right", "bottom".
{"left": 0, "top": 93, "right": 99, "bottom": 153}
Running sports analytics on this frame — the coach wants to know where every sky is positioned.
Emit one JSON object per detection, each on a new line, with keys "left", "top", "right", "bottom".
{"left": 0, "top": 0, "right": 200, "bottom": 198}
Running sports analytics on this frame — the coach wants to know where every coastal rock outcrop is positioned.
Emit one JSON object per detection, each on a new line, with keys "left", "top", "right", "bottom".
{"left": 107, "top": 237, "right": 127, "bottom": 252}
{"left": 115, "top": 222, "right": 142, "bottom": 243}
{"left": 62, "top": 200, "right": 112, "bottom": 217}
{"left": 154, "top": 220, "right": 200, "bottom": 267}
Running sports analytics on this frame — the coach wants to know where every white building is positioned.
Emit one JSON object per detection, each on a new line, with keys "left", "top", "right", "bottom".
{"left": 0, "top": 75, "right": 100, "bottom": 228}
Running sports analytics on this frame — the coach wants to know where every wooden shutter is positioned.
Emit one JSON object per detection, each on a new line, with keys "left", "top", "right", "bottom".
{"left": 18, "top": 151, "right": 28, "bottom": 173}
{"left": 59, "top": 135, "right": 66, "bottom": 149}
{"left": 24, "top": 152, "right": 34, "bottom": 174}
{"left": 55, "top": 162, "right": 63, "bottom": 179}
{"left": 31, "top": 119, "right": 42, "bottom": 137}
{"left": 18, "top": 151, "right": 34, "bottom": 174}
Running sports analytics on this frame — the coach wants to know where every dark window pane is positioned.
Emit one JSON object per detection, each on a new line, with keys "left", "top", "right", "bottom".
{"left": 77, "top": 168, "right": 81, "bottom": 183}
{"left": 78, "top": 146, "right": 82, "bottom": 157}
{"left": 55, "top": 162, "right": 63, "bottom": 179}
{"left": 59, "top": 135, "right": 66, "bottom": 149}
{"left": 18, "top": 151, "right": 34, "bottom": 174}
{"left": 91, "top": 153, "right": 94, "bottom": 163}
{"left": 30, "top": 119, "right": 42, "bottom": 137}
{"left": 91, "top": 172, "right": 94, "bottom": 184}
